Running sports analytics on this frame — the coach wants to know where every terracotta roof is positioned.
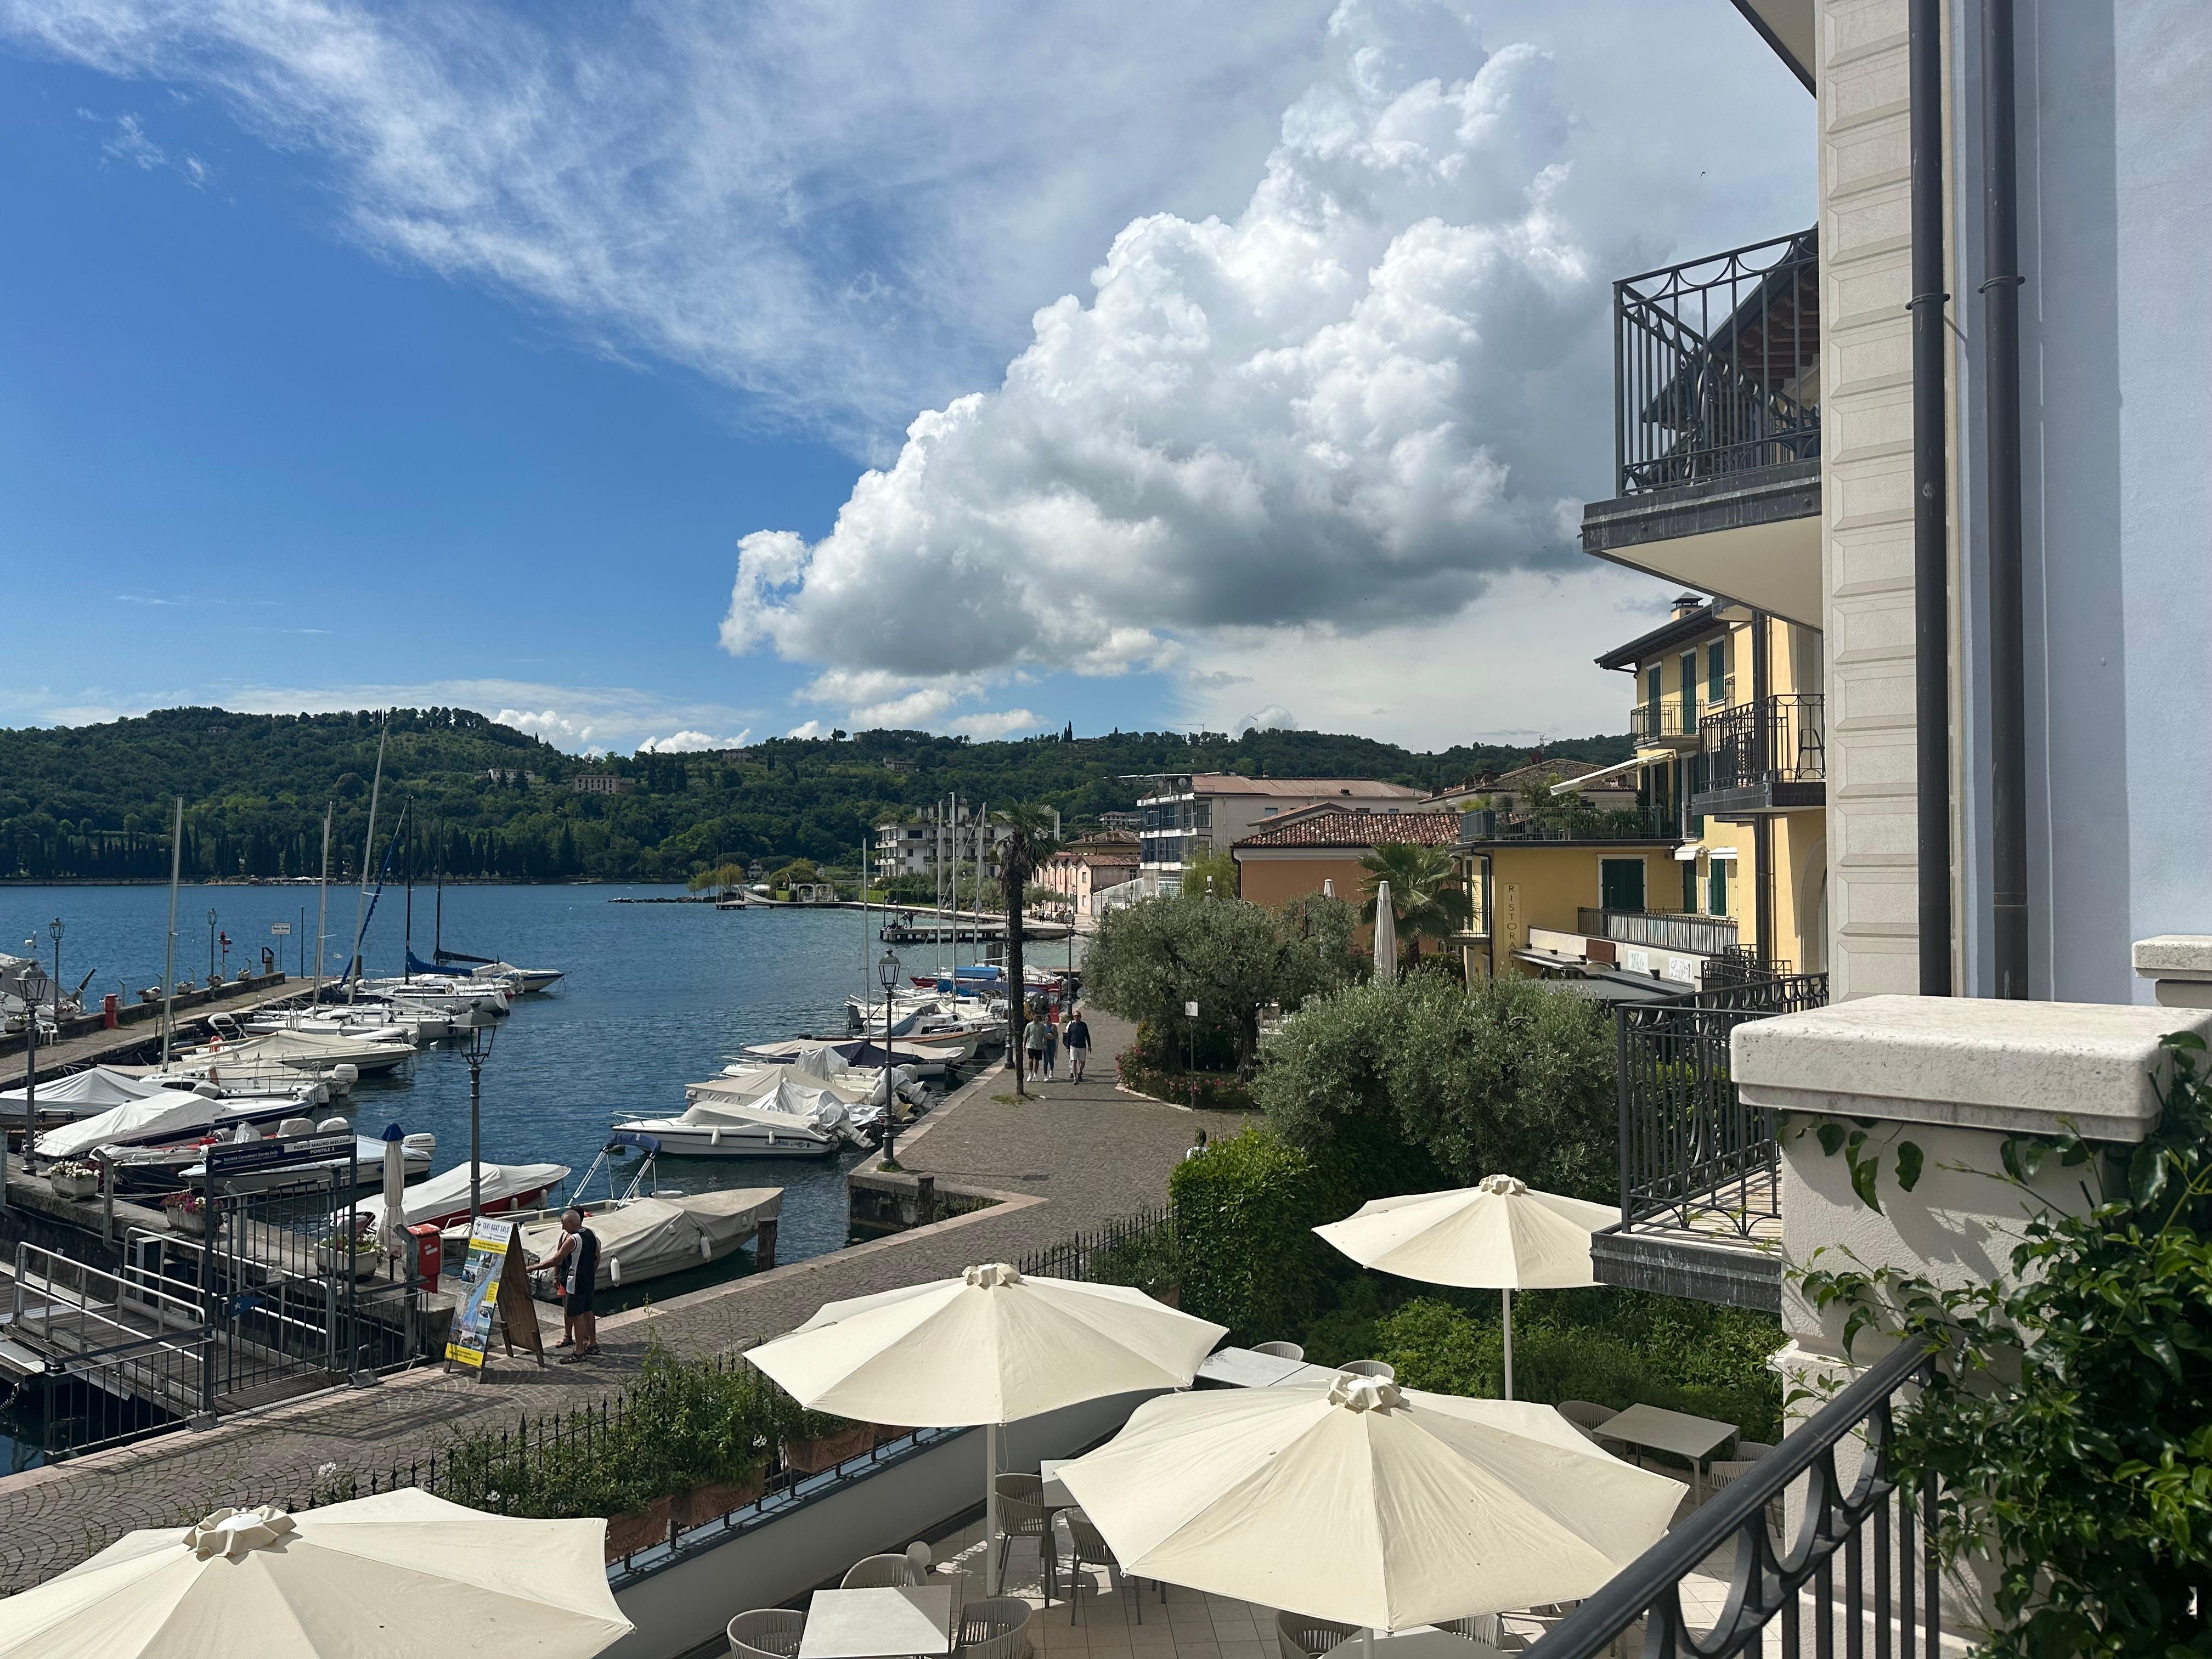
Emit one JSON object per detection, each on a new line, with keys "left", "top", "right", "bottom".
{"left": 1155, "top": 774, "right": 1426, "bottom": 799}
{"left": 1232, "top": 809, "right": 1464, "bottom": 851}
{"left": 1050, "top": 845, "right": 1140, "bottom": 867}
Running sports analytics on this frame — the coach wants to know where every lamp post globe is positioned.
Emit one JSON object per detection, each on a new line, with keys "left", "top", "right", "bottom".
{"left": 47, "top": 918, "right": 63, "bottom": 1025}
{"left": 877, "top": 947, "right": 901, "bottom": 1171}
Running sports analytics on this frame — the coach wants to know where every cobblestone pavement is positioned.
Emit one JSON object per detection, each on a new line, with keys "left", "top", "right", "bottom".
{"left": 0, "top": 1009, "right": 1247, "bottom": 1593}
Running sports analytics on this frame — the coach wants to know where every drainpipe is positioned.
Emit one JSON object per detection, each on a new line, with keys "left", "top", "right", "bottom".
{"left": 1908, "top": 0, "right": 1955, "bottom": 996}
{"left": 1982, "top": 0, "right": 2029, "bottom": 998}
{"left": 1751, "top": 614, "right": 1775, "bottom": 969}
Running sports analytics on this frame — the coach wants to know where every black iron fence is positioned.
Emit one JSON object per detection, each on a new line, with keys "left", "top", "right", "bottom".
{"left": 1019, "top": 1203, "right": 1177, "bottom": 1285}
{"left": 1630, "top": 701, "right": 1700, "bottom": 743}
{"left": 1579, "top": 908, "right": 1741, "bottom": 959}
{"left": 1616, "top": 229, "right": 1820, "bottom": 496}
{"left": 1523, "top": 1338, "right": 1942, "bottom": 1659}
{"left": 1616, "top": 973, "right": 1828, "bottom": 1235}
{"left": 1702, "top": 693, "right": 1827, "bottom": 790}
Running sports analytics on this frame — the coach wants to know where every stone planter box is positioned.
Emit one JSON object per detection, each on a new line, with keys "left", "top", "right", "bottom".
{"left": 673, "top": 1471, "right": 766, "bottom": 1530}
{"left": 315, "top": 1243, "right": 380, "bottom": 1280}
{"left": 603, "top": 1496, "right": 673, "bottom": 1561}
{"left": 49, "top": 1172, "right": 98, "bottom": 1200}
{"left": 165, "top": 1207, "right": 207, "bottom": 1235}
{"left": 782, "top": 1425, "right": 874, "bottom": 1474}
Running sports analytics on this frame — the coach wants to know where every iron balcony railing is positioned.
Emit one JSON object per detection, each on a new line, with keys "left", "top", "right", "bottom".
{"left": 1616, "top": 973, "right": 1829, "bottom": 1237}
{"left": 1702, "top": 693, "right": 1827, "bottom": 789}
{"left": 1578, "top": 907, "right": 1739, "bottom": 958}
{"left": 1629, "top": 701, "right": 1700, "bottom": 743}
{"left": 1523, "top": 1337, "right": 1943, "bottom": 1659}
{"left": 1459, "top": 810, "right": 1676, "bottom": 845}
{"left": 1616, "top": 229, "right": 1820, "bottom": 496}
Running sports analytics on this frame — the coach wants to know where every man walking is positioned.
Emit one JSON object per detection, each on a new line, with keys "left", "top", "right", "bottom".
{"left": 532, "top": 1206, "right": 601, "bottom": 1362}
{"left": 1062, "top": 1008, "right": 1092, "bottom": 1082}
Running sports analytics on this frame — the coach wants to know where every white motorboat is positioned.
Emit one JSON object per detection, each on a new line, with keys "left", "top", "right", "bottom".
{"left": 1, "top": 1065, "right": 168, "bottom": 1118}
{"left": 175, "top": 1129, "right": 436, "bottom": 1194}
{"left": 166, "top": 1016, "right": 414, "bottom": 1077}
{"left": 461, "top": 959, "right": 563, "bottom": 995}
{"left": 509, "top": 1187, "right": 782, "bottom": 1297}
{"left": 353, "top": 1159, "right": 570, "bottom": 1233}
{"left": 739, "top": 1036, "right": 951, "bottom": 1079}
{"left": 245, "top": 1002, "right": 451, "bottom": 1046}
{"left": 613, "top": 1077, "right": 859, "bottom": 1158}
{"left": 33, "top": 1087, "right": 330, "bottom": 1162}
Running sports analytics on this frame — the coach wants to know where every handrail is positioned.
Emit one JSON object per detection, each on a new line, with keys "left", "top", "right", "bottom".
{"left": 1524, "top": 1339, "right": 1939, "bottom": 1659}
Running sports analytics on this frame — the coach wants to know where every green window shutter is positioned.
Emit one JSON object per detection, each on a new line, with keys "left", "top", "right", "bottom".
{"left": 1708, "top": 857, "right": 1729, "bottom": 916}
{"left": 1682, "top": 859, "right": 1698, "bottom": 912}
{"left": 1707, "top": 641, "right": 1725, "bottom": 703}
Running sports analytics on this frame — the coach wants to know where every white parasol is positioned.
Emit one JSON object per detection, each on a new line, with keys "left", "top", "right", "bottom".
{"left": 1372, "top": 881, "right": 1396, "bottom": 984}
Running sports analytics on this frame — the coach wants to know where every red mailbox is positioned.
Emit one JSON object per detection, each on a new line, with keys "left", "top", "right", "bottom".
{"left": 406, "top": 1223, "right": 444, "bottom": 1293}
{"left": 103, "top": 994, "right": 119, "bottom": 1029}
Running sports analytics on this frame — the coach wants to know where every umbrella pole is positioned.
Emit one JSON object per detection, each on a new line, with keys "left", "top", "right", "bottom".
{"left": 1502, "top": 1288, "right": 1513, "bottom": 1402}
{"left": 986, "top": 1420, "right": 1000, "bottom": 1594}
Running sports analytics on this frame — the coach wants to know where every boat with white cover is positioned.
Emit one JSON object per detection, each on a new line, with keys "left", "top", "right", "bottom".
{"left": 352, "top": 1159, "right": 570, "bottom": 1232}
{"left": 125, "top": 1126, "right": 437, "bottom": 1193}
{"left": 33, "top": 1086, "right": 332, "bottom": 1162}
{"left": 1, "top": 1065, "right": 168, "bottom": 1117}
{"left": 738, "top": 1036, "right": 952, "bottom": 1079}
{"left": 613, "top": 1077, "right": 860, "bottom": 1158}
{"left": 512, "top": 1186, "right": 782, "bottom": 1296}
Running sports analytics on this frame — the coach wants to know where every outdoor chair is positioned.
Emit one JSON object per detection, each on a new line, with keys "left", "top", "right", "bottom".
{"left": 1062, "top": 1507, "right": 1142, "bottom": 1626}
{"left": 1734, "top": 1440, "right": 1779, "bottom": 1460}
{"left": 1338, "top": 1359, "right": 1395, "bottom": 1380}
{"left": 1253, "top": 1341, "right": 1305, "bottom": 1360}
{"left": 1277, "top": 1610, "right": 1358, "bottom": 1659}
{"left": 843, "top": 1554, "right": 913, "bottom": 1589}
{"left": 904, "top": 1541, "right": 935, "bottom": 1585}
{"left": 1440, "top": 1616, "right": 1525, "bottom": 1650}
{"left": 728, "top": 1608, "right": 805, "bottom": 1659}
{"left": 1556, "top": 1401, "right": 1620, "bottom": 1445}
{"left": 992, "top": 1474, "right": 1058, "bottom": 1601}
{"left": 958, "top": 1596, "right": 1034, "bottom": 1659}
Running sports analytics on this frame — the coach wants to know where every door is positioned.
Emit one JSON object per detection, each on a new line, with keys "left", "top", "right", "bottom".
{"left": 1707, "top": 857, "right": 1729, "bottom": 916}
{"left": 1599, "top": 858, "right": 1646, "bottom": 913}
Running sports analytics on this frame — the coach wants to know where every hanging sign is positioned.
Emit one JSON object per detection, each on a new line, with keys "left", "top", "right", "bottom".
{"left": 270, "top": 923, "right": 292, "bottom": 936}
{"left": 444, "top": 1217, "right": 518, "bottom": 1368}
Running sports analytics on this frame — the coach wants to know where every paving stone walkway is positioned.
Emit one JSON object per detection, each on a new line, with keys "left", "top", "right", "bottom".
{"left": 0, "top": 1010, "right": 1246, "bottom": 1593}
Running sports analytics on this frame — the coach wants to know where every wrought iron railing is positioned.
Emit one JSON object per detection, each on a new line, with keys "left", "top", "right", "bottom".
{"left": 1579, "top": 908, "right": 1740, "bottom": 958}
{"left": 1702, "top": 694, "right": 1827, "bottom": 791}
{"left": 1616, "top": 973, "right": 1828, "bottom": 1235}
{"left": 1616, "top": 230, "right": 1821, "bottom": 496}
{"left": 1523, "top": 1338, "right": 1942, "bottom": 1659}
{"left": 1630, "top": 701, "right": 1700, "bottom": 743}
{"left": 1019, "top": 1203, "right": 1177, "bottom": 1284}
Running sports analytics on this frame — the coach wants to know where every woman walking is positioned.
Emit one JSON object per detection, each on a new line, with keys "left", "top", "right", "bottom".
{"left": 1040, "top": 998, "right": 1060, "bottom": 1082}
{"left": 1023, "top": 998, "right": 1049, "bottom": 1083}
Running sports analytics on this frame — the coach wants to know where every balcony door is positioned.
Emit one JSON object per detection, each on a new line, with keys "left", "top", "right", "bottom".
{"left": 1599, "top": 857, "right": 1646, "bottom": 913}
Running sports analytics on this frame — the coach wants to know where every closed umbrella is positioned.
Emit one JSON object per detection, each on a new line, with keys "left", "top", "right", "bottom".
{"left": 1371, "top": 881, "right": 1396, "bottom": 984}
{"left": 1057, "top": 1372, "right": 1681, "bottom": 1632}
{"left": 1314, "top": 1176, "right": 1616, "bottom": 1399}
{"left": 380, "top": 1123, "right": 407, "bottom": 1263}
{"left": 0, "top": 1489, "right": 632, "bottom": 1659}
{"left": 746, "top": 1262, "right": 1226, "bottom": 1589}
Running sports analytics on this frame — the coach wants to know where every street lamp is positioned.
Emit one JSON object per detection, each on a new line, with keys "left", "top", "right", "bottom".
{"left": 20, "top": 958, "right": 49, "bottom": 1178}
{"left": 461, "top": 1006, "right": 497, "bottom": 1227}
{"left": 207, "top": 909, "right": 218, "bottom": 981}
{"left": 48, "top": 918, "right": 63, "bottom": 1028}
{"left": 877, "top": 947, "right": 902, "bottom": 1171}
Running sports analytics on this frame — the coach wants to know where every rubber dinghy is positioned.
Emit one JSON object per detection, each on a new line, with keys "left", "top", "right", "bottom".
{"left": 515, "top": 1188, "right": 783, "bottom": 1297}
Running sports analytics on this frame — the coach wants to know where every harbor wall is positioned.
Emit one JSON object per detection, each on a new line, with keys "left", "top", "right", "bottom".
{"left": 601, "top": 1387, "right": 1159, "bottom": 1659}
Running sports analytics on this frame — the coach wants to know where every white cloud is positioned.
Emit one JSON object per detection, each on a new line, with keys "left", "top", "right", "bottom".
{"left": 5, "top": 0, "right": 1333, "bottom": 440}
{"left": 637, "top": 728, "right": 749, "bottom": 754}
{"left": 99, "top": 109, "right": 162, "bottom": 167}
{"left": 495, "top": 707, "right": 594, "bottom": 747}
{"left": 947, "top": 709, "right": 1040, "bottom": 741}
{"left": 785, "top": 720, "right": 826, "bottom": 741}
{"left": 1235, "top": 705, "right": 1299, "bottom": 733}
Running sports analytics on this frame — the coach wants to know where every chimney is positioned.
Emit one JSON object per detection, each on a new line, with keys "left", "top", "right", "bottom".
{"left": 1671, "top": 592, "right": 1705, "bottom": 619}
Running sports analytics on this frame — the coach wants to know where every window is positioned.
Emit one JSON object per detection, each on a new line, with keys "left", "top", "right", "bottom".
{"left": 1680, "top": 651, "right": 1699, "bottom": 721}
{"left": 1708, "top": 857, "right": 1729, "bottom": 916}
{"left": 1707, "top": 640, "right": 1726, "bottom": 704}
{"left": 1646, "top": 664, "right": 1662, "bottom": 712}
{"left": 1599, "top": 857, "right": 1645, "bottom": 912}
{"left": 1689, "top": 750, "right": 1705, "bottom": 834}
{"left": 1681, "top": 857, "right": 1699, "bottom": 912}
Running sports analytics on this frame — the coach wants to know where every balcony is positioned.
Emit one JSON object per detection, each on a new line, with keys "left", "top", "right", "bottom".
{"left": 1627, "top": 700, "right": 1701, "bottom": 749}
{"left": 1690, "top": 693, "right": 1826, "bottom": 816}
{"left": 1590, "top": 972, "right": 1828, "bottom": 1312}
{"left": 1580, "top": 230, "right": 1823, "bottom": 628}
{"left": 1456, "top": 808, "right": 1677, "bottom": 845}
{"left": 1577, "top": 907, "right": 1739, "bottom": 958}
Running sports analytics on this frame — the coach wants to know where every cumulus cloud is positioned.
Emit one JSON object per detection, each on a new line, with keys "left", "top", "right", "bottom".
{"left": 637, "top": 728, "right": 750, "bottom": 754}
{"left": 947, "top": 709, "right": 1040, "bottom": 741}
{"left": 1236, "top": 706, "right": 1299, "bottom": 734}
{"left": 495, "top": 707, "right": 595, "bottom": 747}
{"left": 724, "top": 0, "right": 1596, "bottom": 719}
{"left": 785, "top": 720, "right": 826, "bottom": 741}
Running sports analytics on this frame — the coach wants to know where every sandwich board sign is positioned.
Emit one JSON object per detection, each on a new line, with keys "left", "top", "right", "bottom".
{"left": 444, "top": 1216, "right": 544, "bottom": 1372}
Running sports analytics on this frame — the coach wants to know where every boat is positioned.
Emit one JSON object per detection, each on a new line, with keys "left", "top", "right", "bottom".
{"left": 32, "top": 1086, "right": 331, "bottom": 1163}
{"left": 353, "top": 1159, "right": 570, "bottom": 1233}
{"left": 708, "top": 1045, "right": 920, "bottom": 1111}
{"left": 164, "top": 1015, "right": 415, "bottom": 1077}
{"left": 738, "top": 1036, "right": 952, "bottom": 1079}
{"left": 143, "top": 1127, "right": 437, "bottom": 1194}
{"left": 0, "top": 1066, "right": 169, "bottom": 1117}
{"left": 512, "top": 1185, "right": 783, "bottom": 1296}
{"left": 612, "top": 1077, "right": 861, "bottom": 1158}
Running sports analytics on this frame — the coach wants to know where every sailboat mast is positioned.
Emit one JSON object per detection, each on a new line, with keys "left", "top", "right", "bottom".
{"left": 403, "top": 806, "right": 414, "bottom": 969}
{"left": 159, "top": 795, "right": 183, "bottom": 1068}
{"left": 346, "top": 718, "right": 388, "bottom": 1003}
{"left": 314, "top": 804, "right": 331, "bottom": 1005}
{"left": 434, "top": 826, "right": 444, "bottom": 959}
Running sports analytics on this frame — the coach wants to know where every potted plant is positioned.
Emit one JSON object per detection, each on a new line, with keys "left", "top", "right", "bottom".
{"left": 47, "top": 1159, "right": 100, "bottom": 1201}
{"left": 781, "top": 1408, "right": 873, "bottom": 1474}
{"left": 315, "top": 1220, "right": 382, "bottom": 1279}
{"left": 162, "top": 1190, "right": 208, "bottom": 1235}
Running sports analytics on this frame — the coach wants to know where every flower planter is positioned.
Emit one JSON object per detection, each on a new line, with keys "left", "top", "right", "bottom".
{"left": 602, "top": 1496, "right": 673, "bottom": 1561}
{"left": 782, "top": 1425, "right": 874, "bottom": 1474}
{"left": 49, "top": 1172, "right": 99, "bottom": 1200}
{"left": 165, "top": 1208, "right": 207, "bottom": 1235}
{"left": 673, "top": 1471, "right": 766, "bottom": 1530}
{"left": 315, "top": 1243, "right": 380, "bottom": 1280}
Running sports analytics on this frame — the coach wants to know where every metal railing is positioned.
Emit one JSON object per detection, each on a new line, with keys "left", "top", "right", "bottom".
{"left": 12, "top": 1330, "right": 212, "bottom": 1460}
{"left": 1616, "top": 974, "right": 1828, "bottom": 1235}
{"left": 1524, "top": 1338, "right": 1942, "bottom": 1659}
{"left": 1630, "top": 701, "right": 1700, "bottom": 743}
{"left": 1702, "top": 693, "right": 1827, "bottom": 789}
{"left": 1616, "top": 229, "right": 1821, "bottom": 496}
{"left": 1019, "top": 1203, "right": 1177, "bottom": 1284}
{"left": 1462, "top": 811, "right": 1675, "bottom": 845}
{"left": 1579, "top": 909, "right": 1740, "bottom": 958}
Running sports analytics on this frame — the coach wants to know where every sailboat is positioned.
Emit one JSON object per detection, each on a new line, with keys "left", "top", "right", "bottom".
{"left": 402, "top": 834, "right": 565, "bottom": 992}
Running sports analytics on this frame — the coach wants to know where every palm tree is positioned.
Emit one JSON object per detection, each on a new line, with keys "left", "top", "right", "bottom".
{"left": 993, "top": 803, "right": 1063, "bottom": 1096}
{"left": 1358, "top": 841, "right": 1472, "bottom": 974}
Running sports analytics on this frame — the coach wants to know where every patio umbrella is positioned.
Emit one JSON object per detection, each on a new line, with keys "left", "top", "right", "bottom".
{"left": 0, "top": 1489, "right": 632, "bottom": 1659}
{"left": 1371, "top": 881, "right": 1396, "bottom": 984}
{"left": 1057, "top": 1371, "right": 1682, "bottom": 1632}
{"left": 746, "top": 1262, "right": 1226, "bottom": 1588}
{"left": 380, "top": 1124, "right": 407, "bottom": 1262}
{"left": 1313, "top": 1176, "right": 1615, "bottom": 1399}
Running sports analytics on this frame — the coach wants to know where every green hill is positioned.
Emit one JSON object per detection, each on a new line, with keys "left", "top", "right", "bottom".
{"left": 0, "top": 707, "right": 1632, "bottom": 882}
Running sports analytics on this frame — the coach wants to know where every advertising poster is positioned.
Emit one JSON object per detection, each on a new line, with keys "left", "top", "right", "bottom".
{"left": 443, "top": 1217, "right": 518, "bottom": 1368}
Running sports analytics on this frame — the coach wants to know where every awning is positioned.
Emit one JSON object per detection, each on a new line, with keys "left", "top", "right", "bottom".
{"left": 1510, "top": 953, "right": 1679, "bottom": 1003}
{"left": 1547, "top": 755, "right": 1648, "bottom": 795}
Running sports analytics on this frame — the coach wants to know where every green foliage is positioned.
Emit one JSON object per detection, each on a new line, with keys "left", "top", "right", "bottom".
{"left": 769, "top": 859, "right": 821, "bottom": 888}
{"left": 0, "top": 706, "right": 1628, "bottom": 882}
{"left": 1796, "top": 1035, "right": 2212, "bottom": 1659}
{"left": 1115, "top": 1051, "right": 1257, "bottom": 1112}
{"left": 1085, "top": 893, "right": 1362, "bottom": 1077}
{"left": 1357, "top": 841, "right": 1472, "bottom": 967}
{"left": 1256, "top": 970, "right": 1616, "bottom": 1199}
{"left": 1180, "top": 846, "right": 1240, "bottom": 901}
{"left": 688, "top": 861, "right": 749, "bottom": 894}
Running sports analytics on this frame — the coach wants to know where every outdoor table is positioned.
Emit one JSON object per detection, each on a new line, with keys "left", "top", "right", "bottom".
{"left": 1197, "top": 1346, "right": 1312, "bottom": 1389}
{"left": 799, "top": 1585, "right": 957, "bottom": 1659}
{"left": 1039, "top": 1457, "right": 1077, "bottom": 1511}
{"left": 1595, "top": 1403, "right": 1739, "bottom": 1500}
{"left": 1321, "top": 1626, "right": 1506, "bottom": 1659}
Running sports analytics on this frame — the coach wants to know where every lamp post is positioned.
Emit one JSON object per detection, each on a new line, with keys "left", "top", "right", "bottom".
{"left": 877, "top": 947, "right": 902, "bottom": 1171}
{"left": 206, "top": 909, "right": 218, "bottom": 981}
{"left": 461, "top": 1006, "right": 496, "bottom": 1227}
{"left": 48, "top": 918, "right": 63, "bottom": 1029}
{"left": 21, "top": 957, "right": 49, "bottom": 1180}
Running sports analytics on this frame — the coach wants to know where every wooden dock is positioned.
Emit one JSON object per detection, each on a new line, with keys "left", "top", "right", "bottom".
{"left": 2, "top": 975, "right": 311, "bottom": 1085}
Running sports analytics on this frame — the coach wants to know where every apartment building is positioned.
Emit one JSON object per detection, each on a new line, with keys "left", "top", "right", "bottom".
{"left": 1130, "top": 774, "right": 1425, "bottom": 895}
{"left": 1040, "top": 833, "right": 1141, "bottom": 918}
{"left": 871, "top": 803, "right": 1060, "bottom": 881}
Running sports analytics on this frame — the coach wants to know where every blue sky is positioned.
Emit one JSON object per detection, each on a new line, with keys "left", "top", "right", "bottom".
{"left": 1, "top": 2, "right": 1812, "bottom": 754}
